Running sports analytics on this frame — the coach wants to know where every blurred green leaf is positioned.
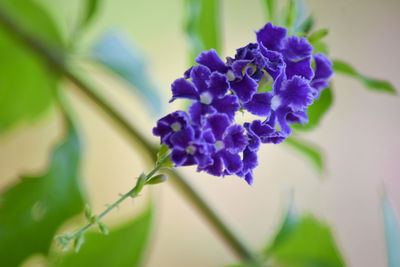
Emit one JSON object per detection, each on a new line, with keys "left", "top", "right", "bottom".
{"left": 52, "top": 204, "right": 153, "bottom": 267}
{"left": 0, "top": 0, "right": 64, "bottom": 132}
{"left": 312, "top": 40, "right": 329, "bottom": 54}
{"left": 266, "top": 208, "right": 345, "bottom": 267}
{"left": 285, "top": 0, "right": 296, "bottom": 31}
{"left": 293, "top": 86, "right": 333, "bottom": 131}
{"left": 307, "top": 28, "right": 329, "bottom": 45}
{"left": 332, "top": 59, "right": 396, "bottom": 95}
{"left": 285, "top": 137, "right": 324, "bottom": 174}
{"left": 184, "top": 0, "right": 221, "bottom": 64}
{"left": 91, "top": 32, "right": 163, "bottom": 115}
{"left": 81, "top": 0, "right": 102, "bottom": 29}
{"left": 263, "top": 0, "right": 276, "bottom": 24}
{"left": 382, "top": 194, "right": 400, "bottom": 267}
{"left": 0, "top": 124, "right": 85, "bottom": 266}
{"left": 295, "top": 15, "right": 314, "bottom": 34}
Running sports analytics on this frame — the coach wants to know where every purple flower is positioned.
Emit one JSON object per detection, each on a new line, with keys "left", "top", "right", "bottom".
{"left": 153, "top": 111, "right": 190, "bottom": 146}
{"left": 169, "top": 127, "right": 214, "bottom": 168}
{"left": 200, "top": 114, "right": 246, "bottom": 176}
{"left": 153, "top": 22, "right": 333, "bottom": 185}
{"left": 170, "top": 65, "right": 240, "bottom": 124}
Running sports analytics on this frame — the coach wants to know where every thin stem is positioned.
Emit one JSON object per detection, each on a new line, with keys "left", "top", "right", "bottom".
{"left": 0, "top": 6, "right": 259, "bottom": 264}
{"left": 69, "top": 154, "right": 169, "bottom": 240}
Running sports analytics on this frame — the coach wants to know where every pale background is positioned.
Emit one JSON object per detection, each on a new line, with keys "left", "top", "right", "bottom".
{"left": 0, "top": 0, "right": 399, "bottom": 266}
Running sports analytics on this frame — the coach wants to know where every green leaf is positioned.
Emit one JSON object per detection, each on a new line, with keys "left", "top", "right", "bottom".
{"left": 382, "top": 194, "right": 400, "bottom": 267}
{"left": 307, "top": 28, "right": 329, "bottom": 45}
{"left": 293, "top": 86, "right": 333, "bottom": 131}
{"left": 0, "top": 0, "right": 64, "bottom": 132}
{"left": 332, "top": 59, "right": 396, "bottom": 95}
{"left": 285, "top": 0, "right": 296, "bottom": 31}
{"left": 81, "top": 0, "right": 102, "bottom": 29}
{"left": 0, "top": 124, "right": 85, "bottom": 266}
{"left": 97, "top": 221, "right": 109, "bottom": 236}
{"left": 74, "top": 234, "right": 85, "bottom": 253}
{"left": 266, "top": 208, "right": 345, "bottom": 267}
{"left": 313, "top": 40, "right": 329, "bottom": 54}
{"left": 84, "top": 204, "right": 92, "bottom": 221}
{"left": 285, "top": 137, "right": 324, "bottom": 174}
{"left": 52, "top": 204, "right": 153, "bottom": 267}
{"left": 295, "top": 15, "right": 314, "bottom": 34}
{"left": 263, "top": 0, "right": 276, "bottom": 24}
{"left": 91, "top": 32, "right": 163, "bottom": 115}
{"left": 184, "top": 0, "right": 221, "bottom": 64}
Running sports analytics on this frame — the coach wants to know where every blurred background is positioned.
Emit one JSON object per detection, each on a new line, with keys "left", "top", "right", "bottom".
{"left": 0, "top": 0, "right": 399, "bottom": 266}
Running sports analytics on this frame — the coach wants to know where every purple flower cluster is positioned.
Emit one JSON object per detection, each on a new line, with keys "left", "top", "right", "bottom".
{"left": 153, "top": 23, "right": 333, "bottom": 185}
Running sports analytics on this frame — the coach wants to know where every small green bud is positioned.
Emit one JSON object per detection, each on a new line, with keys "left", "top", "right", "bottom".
{"left": 84, "top": 204, "right": 92, "bottom": 221}
{"left": 146, "top": 174, "right": 167, "bottom": 185}
{"left": 89, "top": 215, "right": 98, "bottom": 224}
{"left": 74, "top": 234, "right": 85, "bottom": 253}
{"left": 56, "top": 235, "right": 71, "bottom": 251}
{"left": 156, "top": 145, "right": 173, "bottom": 169}
{"left": 133, "top": 173, "right": 146, "bottom": 196}
{"left": 97, "top": 221, "right": 109, "bottom": 235}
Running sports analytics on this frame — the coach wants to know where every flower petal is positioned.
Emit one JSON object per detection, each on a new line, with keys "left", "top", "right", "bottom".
{"left": 276, "top": 108, "right": 292, "bottom": 135}
{"left": 249, "top": 120, "right": 276, "bottom": 140}
{"left": 205, "top": 113, "right": 231, "bottom": 140}
{"left": 230, "top": 73, "right": 258, "bottom": 103}
{"left": 231, "top": 59, "right": 252, "bottom": 78}
{"left": 279, "top": 76, "right": 314, "bottom": 111}
{"left": 170, "top": 126, "right": 195, "bottom": 148}
{"left": 221, "top": 150, "right": 243, "bottom": 175}
{"left": 259, "top": 46, "right": 286, "bottom": 79}
{"left": 311, "top": 53, "right": 333, "bottom": 92}
{"left": 170, "top": 78, "right": 198, "bottom": 102}
{"left": 242, "top": 148, "right": 258, "bottom": 173}
{"left": 211, "top": 95, "right": 240, "bottom": 121}
{"left": 286, "top": 110, "right": 309, "bottom": 125}
{"left": 201, "top": 155, "right": 223, "bottom": 176}
{"left": 188, "top": 102, "right": 216, "bottom": 126}
{"left": 191, "top": 65, "right": 211, "bottom": 93}
{"left": 195, "top": 49, "right": 228, "bottom": 73}
{"left": 286, "top": 56, "right": 313, "bottom": 80}
{"left": 244, "top": 172, "right": 254, "bottom": 185}
{"left": 223, "top": 124, "right": 247, "bottom": 154}
{"left": 208, "top": 72, "right": 230, "bottom": 97}
{"left": 281, "top": 36, "right": 313, "bottom": 61}
{"left": 243, "top": 92, "right": 272, "bottom": 116}
{"left": 171, "top": 148, "right": 189, "bottom": 166}
{"left": 256, "top": 22, "right": 287, "bottom": 51}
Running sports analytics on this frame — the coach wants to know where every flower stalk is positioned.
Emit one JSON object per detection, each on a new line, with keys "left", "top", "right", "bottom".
{"left": 57, "top": 152, "right": 170, "bottom": 252}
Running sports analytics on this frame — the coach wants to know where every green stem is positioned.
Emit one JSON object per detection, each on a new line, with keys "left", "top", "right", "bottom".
{"left": 0, "top": 6, "right": 259, "bottom": 264}
{"left": 69, "top": 154, "right": 169, "bottom": 240}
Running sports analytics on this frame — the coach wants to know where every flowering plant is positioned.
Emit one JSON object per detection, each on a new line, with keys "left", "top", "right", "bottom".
{"left": 154, "top": 22, "right": 333, "bottom": 185}
{"left": 0, "top": 0, "right": 397, "bottom": 266}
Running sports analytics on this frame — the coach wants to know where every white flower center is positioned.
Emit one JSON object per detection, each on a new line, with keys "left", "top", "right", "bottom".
{"left": 185, "top": 145, "right": 196, "bottom": 155}
{"left": 271, "top": 95, "right": 281, "bottom": 111}
{"left": 215, "top": 141, "right": 224, "bottom": 150}
{"left": 171, "top": 122, "right": 181, "bottom": 132}
{"left": 226, "top": 70, "right": 236, "bottom": 81}
{"left": 200, "top": 92, "right": 213, "bottom": 105}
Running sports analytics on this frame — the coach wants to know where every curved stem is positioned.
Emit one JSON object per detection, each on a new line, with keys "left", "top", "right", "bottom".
{"left": 0, "top": 6, "right": 259, "bottom": 264}
{"left": 66, "top": 154, "right": 169, "bottom": 243}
